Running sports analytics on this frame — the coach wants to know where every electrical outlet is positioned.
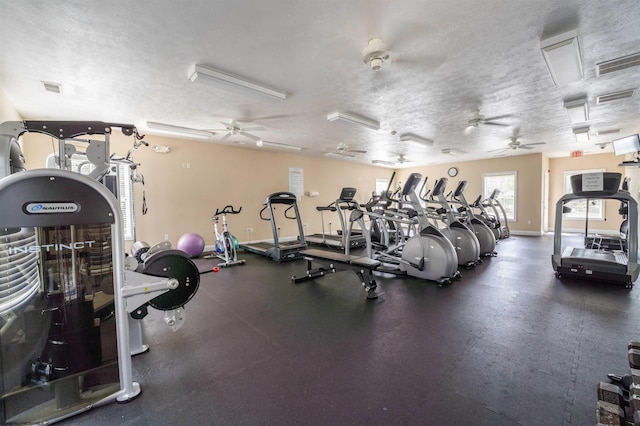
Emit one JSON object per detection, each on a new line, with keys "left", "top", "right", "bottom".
{"left": 247, "top": 227, "right": 253, "bottom": 233}
{"left": 527, "top": 220, "right": 532, "bottom": 225}
{"left": 164, "top": 234, "right": 169, "bottom": 240}
{"left": 303, "top": 223, "right": 309, "bottom": 228}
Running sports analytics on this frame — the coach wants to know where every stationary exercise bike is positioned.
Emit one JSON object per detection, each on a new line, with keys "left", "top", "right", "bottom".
{"left": 205, "top": 205, "right": 245, "bottom": 267}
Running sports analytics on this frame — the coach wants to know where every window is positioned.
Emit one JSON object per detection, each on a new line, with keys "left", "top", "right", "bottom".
{"left": 483, "top": 172, "right": 516, "bottom": 221}
{"left": 70, "top": 156, "right": 135, "bottom": 240}
{"left": 563, "top": 169, "right": 605, "bottom": 220}
{"left": 375, "top": 178, "right": 390, "bottom": 196}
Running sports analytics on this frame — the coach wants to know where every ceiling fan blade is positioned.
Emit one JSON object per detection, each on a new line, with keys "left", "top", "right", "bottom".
{"left": 483, "top": 114, "right": 513, "bottom": 121}
{"left": 241, "top": 126, "right": 265, "bottom": 132}
{"left": 239, "top": 131, "right": 261, "bottom": 141}
{"left": 483, "top": 121, "right": 510, "bottom": 127}
{"left": 221, "top": 133, "right": 231, "bottom": 141}
{"left": 519, "top": 145, "right": 534, "bottom": 150}
{"left": 487, "top": 147, "right": 509, "bottom": 153}
{"left": 524, "top": 142, "right": 546, "bottom": 147}
{"left": 346, "top": 149, "right": 368, "bottom": 154}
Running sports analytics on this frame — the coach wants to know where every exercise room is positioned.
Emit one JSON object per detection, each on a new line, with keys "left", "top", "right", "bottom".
{"left": 1, "top": 1, "right": 639, "bottom": 425}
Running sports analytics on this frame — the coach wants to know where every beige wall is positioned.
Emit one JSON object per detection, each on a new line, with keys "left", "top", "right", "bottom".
{"left": 0, "top": 88, "right": 21, "bottom": 122}
{"left": 398, "top": 153, "right": 546, "bottom": 234}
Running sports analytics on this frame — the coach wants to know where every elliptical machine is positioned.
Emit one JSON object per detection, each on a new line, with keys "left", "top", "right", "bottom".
{"left": 448, "top": 180, "right": 497, "bottom": 258}
{"left": 359, "top": 172, "right": 460, "bottom": 286}
{"left": 483, "top": 189, "right": 510, "bottom": 239}
{"left": 205, "top": 205, "right": 245, "bottom": 267}
{"left": 420, "top": 177, "right": 481, "bottom": 269}
{"left": 469, "top": 194, "right": 502, "bottom": 240}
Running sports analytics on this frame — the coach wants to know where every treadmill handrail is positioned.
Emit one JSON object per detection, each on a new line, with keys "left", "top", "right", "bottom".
{"left": 284, "top": 204, "right": 299, "bottom": 219}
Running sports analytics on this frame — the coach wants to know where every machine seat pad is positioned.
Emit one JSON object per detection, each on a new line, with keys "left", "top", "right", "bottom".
{"left": 301, "top": 249, "right": 380, "bottom": 268}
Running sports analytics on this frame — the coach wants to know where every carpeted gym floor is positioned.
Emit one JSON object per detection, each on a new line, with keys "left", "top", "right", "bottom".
{"left": 71, "top": 234, "right": 639, "bottom": 425}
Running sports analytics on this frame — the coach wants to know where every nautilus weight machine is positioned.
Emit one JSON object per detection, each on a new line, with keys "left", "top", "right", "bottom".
{"left": 0, "top": 121, "right": 200, "bottom": 424}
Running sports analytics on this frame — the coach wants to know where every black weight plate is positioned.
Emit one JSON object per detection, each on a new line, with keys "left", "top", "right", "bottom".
{"left": 142, "top": 249, "right": 200, "bottom": 310}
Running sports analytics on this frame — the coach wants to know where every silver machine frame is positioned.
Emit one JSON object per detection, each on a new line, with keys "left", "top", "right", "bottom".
{"left": 0, "top": 121, "right": 185, "bottom": 424}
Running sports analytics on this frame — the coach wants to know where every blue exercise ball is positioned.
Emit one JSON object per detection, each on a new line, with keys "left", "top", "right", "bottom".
{"left": 177, "top": 232, "right": 205, "bottom": 258}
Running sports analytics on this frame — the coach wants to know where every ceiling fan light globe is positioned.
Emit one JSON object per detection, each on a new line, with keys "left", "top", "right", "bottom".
{"left": 369, "top": 57, "right": 383, "bottom": 70}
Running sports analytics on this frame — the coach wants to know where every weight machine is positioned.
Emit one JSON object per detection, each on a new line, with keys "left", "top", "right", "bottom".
{"left": 0, "top": 121, "right": 199, "bottom": 424}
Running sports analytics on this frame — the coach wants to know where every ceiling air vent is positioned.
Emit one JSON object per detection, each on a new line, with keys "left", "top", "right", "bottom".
{"left": 596, "top": 52, "right": 640, "bottom": 76}
{"left": 596, "top": 89, "right": 636, "bottom": 104}
{"left": 41, "top": 81, "right": 62, "bottom": 94}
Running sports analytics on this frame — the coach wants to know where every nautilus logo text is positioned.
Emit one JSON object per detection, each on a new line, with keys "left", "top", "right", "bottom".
{"left": 25, "top": 202, "right": 79, "bottom": 214}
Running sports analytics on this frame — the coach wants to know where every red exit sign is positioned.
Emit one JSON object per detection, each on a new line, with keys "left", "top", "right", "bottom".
{"left": 571, "top": 150, "right": 583, "bottom": 157}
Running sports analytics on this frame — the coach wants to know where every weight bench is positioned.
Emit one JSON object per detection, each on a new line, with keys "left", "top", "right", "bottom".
{"left": 291, "top": 248, "right": 380, "bottom": 299}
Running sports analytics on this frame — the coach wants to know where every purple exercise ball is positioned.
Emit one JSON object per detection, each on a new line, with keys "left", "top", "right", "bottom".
{"left": 177, "top": 232, "right": 205, "bottom": 258}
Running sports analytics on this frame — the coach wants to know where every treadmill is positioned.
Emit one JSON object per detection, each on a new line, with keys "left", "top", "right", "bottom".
{"left": 240, "top": 192, "right": 307, "bottom": 261}
{"left": 305, "top": 187, "right": 366, "bottom": 250}
{"left": 552, "top": 172, "right": 639, "bottom": 288}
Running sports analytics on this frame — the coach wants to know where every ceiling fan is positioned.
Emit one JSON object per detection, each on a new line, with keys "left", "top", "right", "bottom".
{"left": 208, "top": 119, "right": 265, "bottom": 142}
{"left": 360, "top": 36, "right": 447, "bottom": 72}
{"left": 464, "top": 109, "right": 512, "bottom": 134}
{"left": 488, "top": 137, "right": 546, "bottom": 153}
{"left": 325, "top": 143, "right": 367, "bottom": 158}
{"left": 361, "top": 38, "right": 396, "bottom": 71}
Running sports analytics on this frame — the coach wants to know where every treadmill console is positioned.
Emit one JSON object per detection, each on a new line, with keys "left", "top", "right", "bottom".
{"left": 339, "top": 187, "right": 357, "bottom": 201}
{"left": 570, "top": 172, "right": 621, "bottom": 196}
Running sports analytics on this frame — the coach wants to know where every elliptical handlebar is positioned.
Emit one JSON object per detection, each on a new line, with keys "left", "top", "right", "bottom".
{"left": 215, "top": 205, "right": 242, "bottom": 216}
{"left": 418, "top": 177, "right": 430, "bottom": 201}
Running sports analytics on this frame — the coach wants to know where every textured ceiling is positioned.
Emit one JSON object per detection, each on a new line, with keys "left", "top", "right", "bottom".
{"left": 1, "top": 0, "right": 639, "bottom": 167}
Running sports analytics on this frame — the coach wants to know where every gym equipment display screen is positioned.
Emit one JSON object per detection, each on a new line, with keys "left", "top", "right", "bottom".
{"left": 612, "top": 134, "right": 640, "bottom": 156}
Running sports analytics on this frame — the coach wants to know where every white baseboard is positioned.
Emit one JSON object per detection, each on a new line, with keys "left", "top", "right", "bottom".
{"left": 509, "top": 230, "right": 544, "bottom": 236}
{"left": 549, "top": 227, "right": 623, "bottom": 235}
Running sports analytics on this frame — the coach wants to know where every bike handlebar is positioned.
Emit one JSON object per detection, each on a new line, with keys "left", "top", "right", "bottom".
{"left": 215, "top": 205, "right": 242, "bottom": 215}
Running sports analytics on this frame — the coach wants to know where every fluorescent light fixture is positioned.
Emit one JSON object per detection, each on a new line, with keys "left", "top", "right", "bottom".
{"left": 399, "top": 133, "right": 433, "bottom": 146}
{"left": 146, "top": 121, "right": 213, "bottom": 140}
{"left": 256, "top": 140, "right": 301, "bottom": 151}
{"left": 371, "top": 160, "right": 395, "bottom": 166}
{"left": 563, "top": 99, "right": 589, "bottom": 124}
{"left": 153, "top": 145, "right": 171, "bottom": 153}
{"left": 441, "top": 148, "right": 467, "bottom": 156}
{"left": 188, "top": 64, "right": 287, "bottom": 102}
{"left": 327, "top": 112, "right": 380, "bottom": 131}
{"left": 573, "top": 126, "right": 590, "bottom": 143}
{"left": 540, "top": 29, "right": 583, "bottom": 86}
{"left": 595, "top": 128, "right": 621, "bottom": 136}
